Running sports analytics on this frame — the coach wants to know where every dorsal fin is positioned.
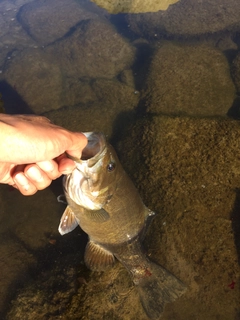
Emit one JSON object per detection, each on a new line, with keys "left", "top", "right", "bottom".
{"left": 84, "top": 241, "right": 115, "bottom": 271}
{"left": 58, "top": 206, "right": 79, "bottom": 235}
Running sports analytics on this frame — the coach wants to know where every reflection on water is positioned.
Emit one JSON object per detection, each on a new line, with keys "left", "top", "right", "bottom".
{"left": 0, "top": 0, "right": 240, "bottom": 319}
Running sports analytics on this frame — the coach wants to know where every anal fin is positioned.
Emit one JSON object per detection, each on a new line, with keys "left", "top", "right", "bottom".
{"left": 84, "top": 241, "right": 115, "bottom": 271}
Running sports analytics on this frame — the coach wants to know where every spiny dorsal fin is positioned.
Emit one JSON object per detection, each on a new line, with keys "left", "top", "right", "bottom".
{"left": 84, "top": 241, "right": 115, "bottom": 271}
{"left": 58, "top": 206, "right": 78, "bottom": 235}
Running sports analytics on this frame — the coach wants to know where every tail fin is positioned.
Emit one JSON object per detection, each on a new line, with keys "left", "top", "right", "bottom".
{"left": 112, "top": 235, "right": 186, "bottom": 319}
{"left": 134, "top": 261, "right": 186, "bottom": 319}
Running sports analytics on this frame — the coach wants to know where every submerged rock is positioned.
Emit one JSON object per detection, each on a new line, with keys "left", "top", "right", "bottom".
{"left": 118, "top": 115, "right": 240, "bottom": 319}
{"left": 4, "top": 48, "right": 64, "bottom": 113}
{"left": 144, "top": 42, "right": 236, "bottom": 116}
{"left": 3, "top": 16, "right": 136, "bottom": 114}
{"left": 17, "top": 0, "right": 101, "bottom": 46}
{"left": 42, "top": 78, "right": 140, "bottom": 138}
{"left": 46, "top": 19, "right": 136, "bottom": 79}
{"left": 90, "top": 0, "right": 179, "bottom": 13}
{"left": 126, "top": 0, "right": 240, "bottom": 37}
{"left": 0, "top": 237, "right": 37, "bottom": 318}
{"left": 0, "top": 0, "right": 35, "bottom": 69}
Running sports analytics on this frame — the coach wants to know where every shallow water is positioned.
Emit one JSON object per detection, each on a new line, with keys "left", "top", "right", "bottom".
{"left": 0, "top": 0, "right": 240, "bottom": 319}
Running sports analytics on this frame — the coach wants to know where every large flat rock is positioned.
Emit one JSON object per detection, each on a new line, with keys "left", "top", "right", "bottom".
{"left": 127, "top": 0, "right": 240, "bottom": 37}
{"left": 144, "top": 42, "right": 236, "bottom": 116}
{"left": 45, "top": 19, "right": 136, "bottom": 79}
{"left": 17, "top": 0, "right": 101, "bottom": 46}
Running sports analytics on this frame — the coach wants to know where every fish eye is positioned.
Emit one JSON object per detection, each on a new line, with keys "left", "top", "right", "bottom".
{"left": 107, "top": 162, "right": 116, "bottom": 172}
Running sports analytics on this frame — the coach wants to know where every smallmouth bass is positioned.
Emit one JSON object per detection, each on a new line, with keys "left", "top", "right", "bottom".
{"left": 58, "top": 132, "right": 186, "bottom": 319}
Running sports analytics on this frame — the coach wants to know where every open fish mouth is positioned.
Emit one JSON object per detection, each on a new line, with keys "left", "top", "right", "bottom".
{"left": 75, "top": 132, "right": 108, "bottom": 183}
{"left": 80, "top": 132, "right": 106, "bottom": 162}
{"left": 66, "top": 132, "right": 107, "bottom": 165}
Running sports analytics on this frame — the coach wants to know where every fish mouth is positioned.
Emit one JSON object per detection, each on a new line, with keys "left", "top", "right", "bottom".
{"left": 67, "top": 132, "right": 106, "bottom": 165}
{"left": 81, "top": 132, "right": 106, "bottom": 161}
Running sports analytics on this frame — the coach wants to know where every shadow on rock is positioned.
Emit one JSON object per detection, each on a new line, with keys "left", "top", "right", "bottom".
{"left": 230, "top": 188, "right": 240, "bottom": 265}
{"left": 0, "top": 80, "right": 34, "bottom": 114}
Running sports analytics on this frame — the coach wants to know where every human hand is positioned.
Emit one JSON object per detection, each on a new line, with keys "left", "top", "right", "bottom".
{"left": 0, "top": 114, "right": 87, "bottom": 195}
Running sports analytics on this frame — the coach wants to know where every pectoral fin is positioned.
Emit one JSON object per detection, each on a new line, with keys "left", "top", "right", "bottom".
{"left": 84, "top": 240, "right": 115, "bottom": 271}
{"left": 58, "top": 206, "right": 79, "bottom": 235}
{"left": 88, "top": 208, "right": 110, "bottom": 223}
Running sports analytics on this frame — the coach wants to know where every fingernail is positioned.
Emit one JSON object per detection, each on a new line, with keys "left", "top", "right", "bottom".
{"left": 14, "top": 173, "right": 30, "bottom": 191}
{"left": 26, "top": 167, "right": 43, "bottom": 182}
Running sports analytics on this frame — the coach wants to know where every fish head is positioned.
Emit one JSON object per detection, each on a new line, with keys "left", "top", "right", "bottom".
{"left": 65, "top": 132, "right": 120, "bottom": 210}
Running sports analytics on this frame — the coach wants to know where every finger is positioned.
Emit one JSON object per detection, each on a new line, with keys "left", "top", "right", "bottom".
{"left": 57, "top": 156, "right": 76, "bottom": 174}
{"left": 66, "top": 132, "right": 88, "bottom": 159}
{"left": 36, "top": 160, "right": 61, "bottom": 180}
{"left": 13, "top": 172, "right": 38, "bottom": 195}
{"left": 24, "top": 165, "right": 53, "bottom": 190}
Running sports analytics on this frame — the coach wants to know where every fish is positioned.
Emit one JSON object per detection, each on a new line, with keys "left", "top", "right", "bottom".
{"left": 58, "top": 132, "right": 186, "bottom": 319}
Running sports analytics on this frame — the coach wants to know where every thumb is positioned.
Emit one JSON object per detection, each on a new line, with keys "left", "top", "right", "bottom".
{"left": 65, "top": 132, "right": 88, "bottom": 159}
